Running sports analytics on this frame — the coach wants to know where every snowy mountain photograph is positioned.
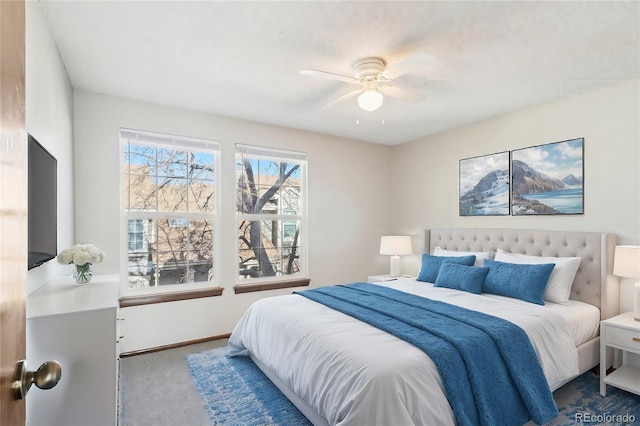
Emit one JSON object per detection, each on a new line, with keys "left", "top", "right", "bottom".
{"left": 511, "top": 138, "right": 583, "bottom": 215}
{"left": 459, "top": 151, "right": 510, "bottom": 216}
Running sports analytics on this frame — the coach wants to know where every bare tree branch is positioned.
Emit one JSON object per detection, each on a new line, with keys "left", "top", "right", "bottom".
{"left": 286, "top": 228, "right": 299, "bottom": 274}
{"left": 257, "top": 163, "right": 299, "bottom": 212}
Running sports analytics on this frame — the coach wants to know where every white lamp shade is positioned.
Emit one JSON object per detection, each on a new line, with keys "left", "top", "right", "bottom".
{"left": 613, "top": 245, "right": 640, "bottom": 278}
{"left": 380, "top": 236, "right": 412, "bottom": 256}
{"left": 358, "top": 90, "right": 383, "bottom": 112}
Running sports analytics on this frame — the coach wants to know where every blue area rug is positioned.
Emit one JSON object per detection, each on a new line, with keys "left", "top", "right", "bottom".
{"left": 187, "top": 347, "right": 640, "bottom": 426}
{"left": 186, "top": 347, "right": 311, "bottom": 426}
{"left": 546, "top": 372, "right": 640, "bottom": 425}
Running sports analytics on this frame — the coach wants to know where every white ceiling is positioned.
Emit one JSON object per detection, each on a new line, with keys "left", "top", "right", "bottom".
{"left": 38, "top": 1, "right": 639, "bottom": 146}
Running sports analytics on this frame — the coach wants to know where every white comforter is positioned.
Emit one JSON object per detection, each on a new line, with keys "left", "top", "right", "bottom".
{"left": 228, "top": 279, "right": 580, "bottom": 426}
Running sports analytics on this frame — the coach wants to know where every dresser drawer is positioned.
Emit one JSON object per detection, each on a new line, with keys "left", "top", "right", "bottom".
{"left": 606, "top": 325, "right": 640, "bottom": 352}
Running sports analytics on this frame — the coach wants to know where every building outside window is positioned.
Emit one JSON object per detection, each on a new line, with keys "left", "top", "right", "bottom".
{"left": 128, "top": 219, "right": 145, "bottom": 251}
{"left": 235, "top": 144, "right": 307, "bottom": 284}
{"left": 121, "top": 129, "right": 219, "bottom": 291}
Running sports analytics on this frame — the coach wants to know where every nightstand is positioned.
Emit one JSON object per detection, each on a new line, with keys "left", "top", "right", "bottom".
{"left": 600, "top": 311, "right": 640, "bottom": 396}
{"left": 367, "top": 274, "right": 399, "bottom": 283}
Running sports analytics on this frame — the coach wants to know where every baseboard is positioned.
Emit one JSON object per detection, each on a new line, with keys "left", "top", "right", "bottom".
{"left": 119, "top": 333, "right": 231, "bottom": 358}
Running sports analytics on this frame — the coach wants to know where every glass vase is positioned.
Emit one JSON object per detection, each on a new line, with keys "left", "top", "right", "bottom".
{"left": 72, "top": 264, "right": 93, "bottom": 285}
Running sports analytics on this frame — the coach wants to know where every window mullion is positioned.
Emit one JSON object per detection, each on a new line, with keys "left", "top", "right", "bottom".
{"left": 238, "top": 213, "right": 302, "bottom": 221}
{"left": 186, "top": 150, "right": 190, "bottom": 282}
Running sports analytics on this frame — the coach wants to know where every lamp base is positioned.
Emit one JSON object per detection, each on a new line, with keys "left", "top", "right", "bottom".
{"left": 389, "top": 255, "right": 400, "bottom": 277}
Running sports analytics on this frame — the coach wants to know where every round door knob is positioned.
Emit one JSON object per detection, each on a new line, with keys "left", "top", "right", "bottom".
{"left": 13, "top": 360, "right": 62, "bottom": 399}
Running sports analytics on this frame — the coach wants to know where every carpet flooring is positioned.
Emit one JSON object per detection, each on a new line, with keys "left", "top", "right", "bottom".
{"left": 187, "top": 346, "right": 640, "bottom": 426}
{"left": 119, "top": 339, "right": 227, "bottom": 426}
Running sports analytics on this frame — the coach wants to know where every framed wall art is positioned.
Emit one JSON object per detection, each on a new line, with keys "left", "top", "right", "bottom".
{"left": 511, "top": 137, "right": 584, "bottom": 215}
{"left": 459, "top": 151, "right": 510, "bottom": 216}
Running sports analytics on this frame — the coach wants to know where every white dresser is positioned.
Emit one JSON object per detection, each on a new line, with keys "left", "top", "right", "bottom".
{"left": 26, "top": 274, "right": 120, "bottom": 426}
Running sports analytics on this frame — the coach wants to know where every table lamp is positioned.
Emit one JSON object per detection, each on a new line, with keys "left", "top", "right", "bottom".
{"left": 380, "top": 236, "right": 412, "bottom": 277}
{"left": 613, "top": 245, "right": 640, "bottom": 321}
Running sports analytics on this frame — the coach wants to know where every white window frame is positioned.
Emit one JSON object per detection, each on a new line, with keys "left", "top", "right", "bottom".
{"left": 235, "top": 144, "right": 308, "bottom": 285}
{"left": 120, "top": 128, "right": 220, "bottom": 296}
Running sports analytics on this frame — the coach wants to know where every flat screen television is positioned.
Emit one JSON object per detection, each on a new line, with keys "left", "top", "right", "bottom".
{"left": 28, "top": 134, "right": 57, "bottom": 270}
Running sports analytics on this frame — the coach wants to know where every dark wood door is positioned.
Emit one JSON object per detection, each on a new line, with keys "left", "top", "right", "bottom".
{"left": 0, "top": 0, "right": 27, "bottom": 424}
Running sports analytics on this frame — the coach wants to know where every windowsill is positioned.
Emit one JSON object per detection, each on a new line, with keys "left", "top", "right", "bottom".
{"left": 119, "top": 287, "right": 224, "bottom": 308}
{"left": 233, "top": 278, "right": 310, "bottom": 294}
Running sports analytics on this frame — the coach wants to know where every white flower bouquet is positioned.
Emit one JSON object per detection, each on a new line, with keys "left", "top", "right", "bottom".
{"left": 58, "top": 244, "right": 105, "bottom": 266}
{"left": 58, "top": 244, "right": 105, "bottom": 284}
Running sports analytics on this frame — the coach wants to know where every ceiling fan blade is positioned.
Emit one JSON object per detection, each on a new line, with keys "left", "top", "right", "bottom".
{"left": 381, "top": 51, "right": 437, "bottom": 80}
{"left": 322, "top": 89, "right": 361, "bottom": 110}
{"left": 300, "top": 69, "right": 357, "bottom": 84}
{"left": 382, "top": 85, "right": 425, "bottom": 104}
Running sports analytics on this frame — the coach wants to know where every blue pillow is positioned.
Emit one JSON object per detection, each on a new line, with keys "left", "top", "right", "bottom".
{"left": 417, "top": 253, "right": 476, "bottom": 283}
{"left": 483, "top": 259, "right": 555, "bottom": 305}
{"left": 434, "top": 263, "right": 489, "bottom": 294}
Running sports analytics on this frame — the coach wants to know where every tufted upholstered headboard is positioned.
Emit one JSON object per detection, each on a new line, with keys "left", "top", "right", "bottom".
{"left": 427, "top": 228, "right": 619, "bottom": 320}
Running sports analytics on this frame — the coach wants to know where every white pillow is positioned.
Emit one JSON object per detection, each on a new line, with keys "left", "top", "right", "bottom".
{"left": 434, "top": 247, "right": 494, "bottom": 267}
{"left": 493, "top": 249, "right": 581, "bottom": 305}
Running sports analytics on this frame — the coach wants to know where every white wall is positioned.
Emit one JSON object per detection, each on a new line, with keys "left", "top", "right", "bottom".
{"left": 27, "top": 0, "right": 640, "bottom": 354}
{"left": 73, "top": 91, "right": 392, "bottom": 352}
{"left": 390, "top": 79, "right": 640, "bottom": 313}
{"left": 75, "top": 81, "right": 639, "bottom": 352}
{"left": 25, "top": 2, "right": 75, "bottom": 294}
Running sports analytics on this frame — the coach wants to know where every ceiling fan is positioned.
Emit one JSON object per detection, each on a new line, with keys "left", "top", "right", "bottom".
{"left": 300, "top": 52, "right": 434, "bottom": 112}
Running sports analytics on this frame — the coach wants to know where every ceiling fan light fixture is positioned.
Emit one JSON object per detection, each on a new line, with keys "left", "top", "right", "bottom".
{"left": 358, "top": 90, "right": 383, "bottom": 112}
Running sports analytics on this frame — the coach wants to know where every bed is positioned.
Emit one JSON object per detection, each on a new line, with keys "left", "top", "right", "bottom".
{"left": 228, "top": 228, "right": 619, "bottom": 426}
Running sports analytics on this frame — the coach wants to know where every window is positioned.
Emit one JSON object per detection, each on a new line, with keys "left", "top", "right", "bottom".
{"left": 128, "top": 219, "right": 145, "bottom": 251}
{"left": 121, "top": 129, "right": 219, "bottom": 291}
{"left": 236, "top": 144, "right": 307, "bottom": 284}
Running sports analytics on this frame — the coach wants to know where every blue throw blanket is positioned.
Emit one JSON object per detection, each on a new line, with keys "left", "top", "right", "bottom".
{"left": 295, "top": 283, "right": 558, "bottom": 426}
